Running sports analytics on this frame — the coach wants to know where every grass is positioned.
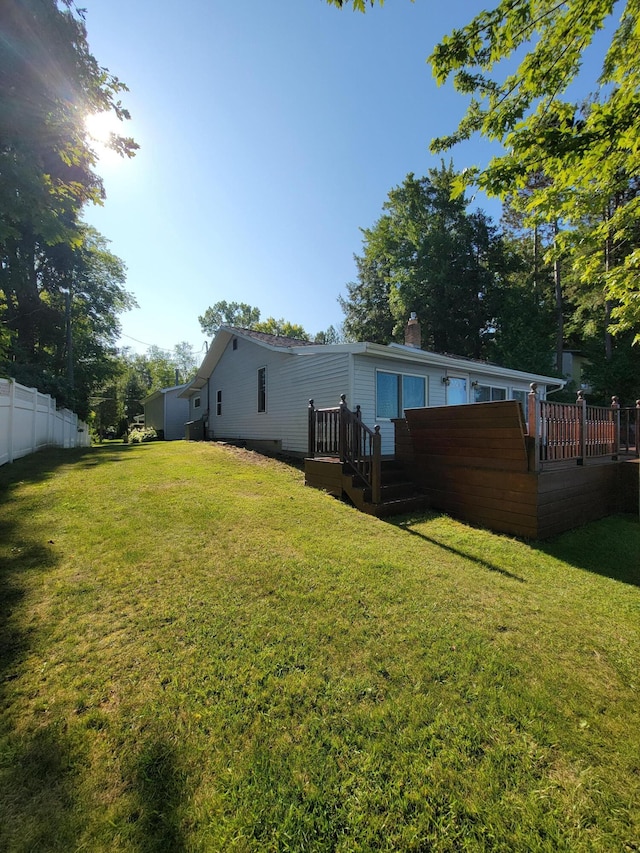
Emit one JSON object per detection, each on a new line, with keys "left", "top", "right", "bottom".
{"left": 0, "top": 440, "right": 638, "bottom": 852}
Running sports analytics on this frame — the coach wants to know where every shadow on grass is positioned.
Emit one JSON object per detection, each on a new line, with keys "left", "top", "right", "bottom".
{"left": 0, "top": 443, "right": 136, "bottom": 496}
{"left": 131, "top": 739, "right": 187, "bottom": 853}
{"left": 0, "top": 724, "right": 83, "bottom": 851}
{"left": 394, "top": 518, "right": 526, "bottom": 583}
{"left": 0, "top": 444, "right": 138, "bottom": 684}
{"left": 0, "top": 444, "right": 140, "bottom": 849}
{"left": 534, "top": 514, "right": 640, "bottom": 589}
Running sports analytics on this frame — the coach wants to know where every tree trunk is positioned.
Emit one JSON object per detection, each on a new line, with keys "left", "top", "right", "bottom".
{"left": 553, "top": 222, "right": 563, "bottom": 375}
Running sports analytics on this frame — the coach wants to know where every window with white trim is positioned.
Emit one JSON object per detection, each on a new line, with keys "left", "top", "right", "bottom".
{"left": 216, "top": 389, "right": 222, "bottom": 416}
{"left": 473, "top": 384, "right": 506, "bottom": 403}
{"left": 193, "top": 396, "right": 201, "bottom": 409}
{"left": 376, "top": 371, "right": 426, "bottom": 419}
{"left": 257, "top": 367, "right": 266, "bottom": 413}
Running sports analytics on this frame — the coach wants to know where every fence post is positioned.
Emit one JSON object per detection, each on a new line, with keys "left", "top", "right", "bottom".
{"left": 371, "top": 425, "right": 381, "bottom": 504}
{"left": 31, "top": 386, "right": 38, "bottom": 454}
{"left": 577, "top": 389, "right": 586, "bottom": 465}
{"left": 8, "top": 378, "right": 15, "bottom": 464}
{"left": 528, "top": 383, "right": 540, "bottom": 471}
{"left": 611, "top": 396, "right": 620, "bottom": 460}
{"left": 307, "top": 399, "right": 315, "bottom": 457}
{"left": 339, "top": 394, "right": 347, "bottom": 463}
{"left": 636, "top": 400, "right": 640, "bottom": 459}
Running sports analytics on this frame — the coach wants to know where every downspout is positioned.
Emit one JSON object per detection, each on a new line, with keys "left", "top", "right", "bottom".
{"left": 544, "top": 382, "right": 567, "bottom": 399}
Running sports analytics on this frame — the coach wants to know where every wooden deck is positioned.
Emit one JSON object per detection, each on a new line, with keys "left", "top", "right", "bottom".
{"left": 399, "top": 402, "right": 638, "bottom": 539}
{"left": 305, "top": 395, "right": 638, "bottom": 537}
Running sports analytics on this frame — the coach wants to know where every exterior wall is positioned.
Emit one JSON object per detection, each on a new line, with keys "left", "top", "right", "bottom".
{"left": 144, "top": 395, "right": 165, "bottom": 436}
{"left": 351, "top": 354, "right": 537, "bottom": 456}
{"left": 207, "top": 337, "right": 350, "bottom": 454}
{"left": 352, "top": 353, "right": 441, "bottom": 454}
{"left": 188, "top": 386, "right": 208, "bottom": 425}
{"left": 184, "top": 333, "right": 556, "bottom": 456}
{"left": 163, "top": 390, "right": 189, "bottom": 440}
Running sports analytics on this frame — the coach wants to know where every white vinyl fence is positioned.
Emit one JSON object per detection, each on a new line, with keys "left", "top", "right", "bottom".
{"left": 0, "top": 377, "right": 91, "bottom": 466}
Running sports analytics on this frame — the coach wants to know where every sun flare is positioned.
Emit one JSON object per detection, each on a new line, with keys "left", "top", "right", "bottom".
{"left": 84, "top": 110, "right": 127, "bottom": 164}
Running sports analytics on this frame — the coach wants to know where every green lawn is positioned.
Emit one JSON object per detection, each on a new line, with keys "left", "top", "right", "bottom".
{"left": 1, "top": 441, "right": 638, "bottom": 852}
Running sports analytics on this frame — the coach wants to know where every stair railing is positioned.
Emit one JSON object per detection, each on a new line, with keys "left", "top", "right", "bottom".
{"left": 308, "top": 395, "right": 381, "bottom": 503}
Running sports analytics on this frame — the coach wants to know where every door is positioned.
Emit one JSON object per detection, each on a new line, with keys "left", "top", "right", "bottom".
{"left": 446, "top": 376, "right": 468, "bottom": 405}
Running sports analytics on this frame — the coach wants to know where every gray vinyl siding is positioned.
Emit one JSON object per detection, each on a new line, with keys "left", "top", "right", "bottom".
{"left": 164, "top": 391, "right": 190, "bottom": 440}
{"left": 209, "top": 338, "right": 350, "bottom": 454}
{"left": 190, "top": 386, "right": 208, "bottom": 421}
{"left": 279, "top": 352, "right": 350, "bottom": 451}
{"left": 144, "top": 395, "right": 164, "bottom": 434}
{"left": 352, "top": 354, "right": 443, "bottom": 454}
{"left": 352, "top": 354, "right": 539, "bottom": 454}
{"left": 194, "top": 334, "right": 550, "bottom": 455}
{"left": 144, "top": 389, "right": 189, "bottom": 440}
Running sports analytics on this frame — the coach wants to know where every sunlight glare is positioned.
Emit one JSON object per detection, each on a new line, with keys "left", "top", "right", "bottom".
{"left": 84, "top": 110, "right": 123, "bottom": 164}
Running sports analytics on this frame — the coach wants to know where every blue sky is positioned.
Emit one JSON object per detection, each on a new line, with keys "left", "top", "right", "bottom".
{"left": 79, "top": 1, "right": 522, "bottom": 355}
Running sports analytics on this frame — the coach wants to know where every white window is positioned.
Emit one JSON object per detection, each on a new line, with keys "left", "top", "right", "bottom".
{"left": 193, "top": 396, "right": 201, "bottom": 409}
{"left": 257, "top": 367, "right": 266, "bottom": 413}
{"left": 473, "top": 384, "right": 507, "bottom": 403}
{"left": 216, "top": 390, "right": 222, "bottom": 416}
{"left": 376, "top": 371, "right": 426, "bottom": 419}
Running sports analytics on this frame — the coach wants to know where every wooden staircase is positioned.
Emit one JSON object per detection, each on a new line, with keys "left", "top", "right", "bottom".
{"left": 305, "top": 396, "right": 425, "bottom": 517}
{"left": 341, "top": 458, "right": 426, "bottom": 517}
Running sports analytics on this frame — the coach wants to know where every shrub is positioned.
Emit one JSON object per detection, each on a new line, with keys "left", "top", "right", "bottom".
{"left": 128, "top": 426, "right": 158, "bottom": 444}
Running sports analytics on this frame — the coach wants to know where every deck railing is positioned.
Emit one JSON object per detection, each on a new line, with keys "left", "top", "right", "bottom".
{"left": 308, "top": 395, "right": 382, "bottom": 503}
{"left": 528, "top": 385, "right": 639, "bottom": 468}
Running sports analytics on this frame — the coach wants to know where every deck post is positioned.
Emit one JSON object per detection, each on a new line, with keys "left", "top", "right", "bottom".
{"left": 371, "top": 425, "right": 382, "bottom": 504}
{"left": 611, "top": 396, "right": 620, "bottom": 460}
{"left": 528, "top": 383, "right": 541, "bottom": 471}
{"left": 308, "top": 399, "right": 315, "bottom": 458}
{"left": 577, "top": 390, "right": 586, "bottom": 465}
{"left": 339, "top": 394, "right": 347, "bottom": 463}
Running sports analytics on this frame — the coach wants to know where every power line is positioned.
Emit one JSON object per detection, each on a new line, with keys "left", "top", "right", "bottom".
{"left": 119, "top": 333, "right": 209, "bottom": 353}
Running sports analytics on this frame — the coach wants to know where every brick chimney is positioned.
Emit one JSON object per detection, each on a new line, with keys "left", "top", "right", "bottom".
{"left": 404, "top": 312, "right": 422, "bottom": 348}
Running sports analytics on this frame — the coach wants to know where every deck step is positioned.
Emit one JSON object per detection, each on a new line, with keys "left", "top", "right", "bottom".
{"left": 342, "top": 469, "right": 426, "bottom": 517}
{"left": 304, "top": 456, "right": 427, "bottom": 517}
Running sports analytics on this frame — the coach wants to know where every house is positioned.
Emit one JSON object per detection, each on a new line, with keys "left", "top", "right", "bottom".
{"left": 178, "top": 318, "right": 565, "bottom": 456}
{"left": 561, "top": 349, "right": 592, "bottom": 392}
{"left": 142, "top": 384, "right": 190, "bottom": 440}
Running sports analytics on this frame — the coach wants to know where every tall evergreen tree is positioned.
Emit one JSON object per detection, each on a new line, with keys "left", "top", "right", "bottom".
{"left": 340, "top": 164, "right": 517, "bottom": 360}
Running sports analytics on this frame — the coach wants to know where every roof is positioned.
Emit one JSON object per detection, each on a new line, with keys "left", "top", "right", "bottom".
{"left": 179, "top": 326, "right": 565, "bottom": 396}
{"left": 142, "top": 383, "right": 189, "bottom": 406}
{"left": 223, "top": 326, "right": 317, "bottom": 348}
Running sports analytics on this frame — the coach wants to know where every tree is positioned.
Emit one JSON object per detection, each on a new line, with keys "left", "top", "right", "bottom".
{"left": 1, "top": 0, "right": 137, "bottom": 250}
{"left": 325, "top": 0, "right": 396, "bottom": 10}
{"left": 314, "top": 323, "right": 348, "bottom": 344}
{"left": 198, "top": 300, "right": 311, "bottom": 340}
{"left": 198, "top": 301, "right": 261, "bottom": 336}
{"left": 428, "top": 0, "right": 640, "bottom": 339}
{"left": 0, "top": 0, "right": 138, "bottom": 415}
{"left": 1, "top": 225, "right": 135, "bottom": 419}
{"left": 172, "top": 341, "right": 198, "bottom": 383}
{"left": 338, "top": 255, "right": 395, "bottom": 344}
{"left": 252, "top": 318, "right": 309, "bottom": 340}
{"left": 340, "top": 164, "right": 517, "bottom": 360}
